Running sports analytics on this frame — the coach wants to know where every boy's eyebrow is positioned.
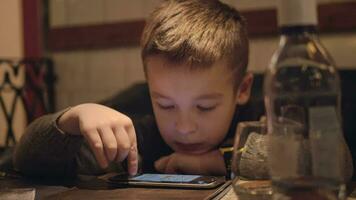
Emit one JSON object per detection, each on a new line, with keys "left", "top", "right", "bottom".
{"left": 151, "top": 92, "right": 171, "bottom": 99}
{"left": 151, "top": 91, "right": 223, "bottom": 100}
{"left": 196, "top": 93, "right": 223, "bottom": 100}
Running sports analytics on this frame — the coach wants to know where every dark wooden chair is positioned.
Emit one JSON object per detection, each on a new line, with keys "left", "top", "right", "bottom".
{"left": 0, "top": 58, "right": 55, "bottom": 171}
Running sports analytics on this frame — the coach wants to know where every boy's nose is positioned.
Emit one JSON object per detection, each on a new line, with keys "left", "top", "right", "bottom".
{"left": 175, "top": 114, "right": 197, "bottom": 135}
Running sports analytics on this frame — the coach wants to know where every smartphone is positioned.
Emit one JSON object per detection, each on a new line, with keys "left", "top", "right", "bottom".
{"left": 108, "top": 173, "right": 225, "bottom": 189}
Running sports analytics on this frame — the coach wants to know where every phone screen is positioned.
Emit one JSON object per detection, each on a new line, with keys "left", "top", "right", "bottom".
{"left": 108, "top": 173, "right": 223, "bottom": 189}
{"left": 130, "top": 174, "right": 202, "bottom": 183}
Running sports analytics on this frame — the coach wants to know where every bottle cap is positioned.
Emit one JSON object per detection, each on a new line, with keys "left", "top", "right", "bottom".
{"left": 277, "top": 0, "right": 318, "bottom": 27}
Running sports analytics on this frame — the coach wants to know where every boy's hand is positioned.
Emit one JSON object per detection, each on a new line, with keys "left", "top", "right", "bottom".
{"left": 154, "top": 150, "right": 226, "bottom": 175}
{"left": 58, "top": 103, "right": 138, "bottom": 175}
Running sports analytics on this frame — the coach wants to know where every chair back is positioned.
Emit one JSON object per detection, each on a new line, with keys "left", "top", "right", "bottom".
{"left": 0, "top": 58, "right": 55, "bottom": 148}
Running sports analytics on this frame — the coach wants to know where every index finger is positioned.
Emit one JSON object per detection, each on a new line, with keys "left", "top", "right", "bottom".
{"left": 125, "top": 124, "right": 138, "bottom": 175}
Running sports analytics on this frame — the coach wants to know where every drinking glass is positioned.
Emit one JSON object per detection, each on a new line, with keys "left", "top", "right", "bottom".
{"left": 231, "top": 120, "right": 272, "bottom": 200}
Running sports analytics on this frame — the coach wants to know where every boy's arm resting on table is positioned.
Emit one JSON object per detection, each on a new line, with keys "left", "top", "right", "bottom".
{"left": 154, "top": 150, "right": 226, "bottom": 176}
{"left": 13, "top": 109, "right": 84, "bottom": 178}
{"left": 13, "top": 84, "right": 149, "bottom": 178}
{"left": 14, "top": 103, "right": 138, "bottom": 178}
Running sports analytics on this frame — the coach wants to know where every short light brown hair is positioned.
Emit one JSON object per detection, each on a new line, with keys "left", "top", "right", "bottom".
{"left": 141, "top": 0, "right": 249, "bottom": 89}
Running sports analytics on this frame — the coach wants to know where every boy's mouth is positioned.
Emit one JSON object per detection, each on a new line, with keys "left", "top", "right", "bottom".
{"left": 174, "top": 142, "right": 206, "bottom": 154}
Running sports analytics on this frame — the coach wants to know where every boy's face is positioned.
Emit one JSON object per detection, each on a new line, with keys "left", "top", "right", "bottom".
{"left": 146, "top": 56, "right": 252, "bottom": 155}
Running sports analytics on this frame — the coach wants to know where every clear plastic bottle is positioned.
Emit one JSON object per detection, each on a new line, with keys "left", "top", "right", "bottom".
{"left": 264, "top": 0, "right": 346, "bottom": 199}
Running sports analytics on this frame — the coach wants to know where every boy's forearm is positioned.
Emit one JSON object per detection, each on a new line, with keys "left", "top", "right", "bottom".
{"left": 13, "top": 110, "right": 83, "bottom": 178}
{"left": 199, "top": 150, "right": 226, "bottom": 176}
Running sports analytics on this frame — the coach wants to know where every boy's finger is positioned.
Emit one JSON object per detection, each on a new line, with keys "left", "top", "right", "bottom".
{"left": 127, "top": 145, "right": 138, "bottom": 175}
{"left": 113, "top": 127, "right": 130, "bottom": 162}
{"left": 125, "top": 123, "right": 138, "bottom": 175}
{"left": 84, "top": 129, "right": 108, "bottom": 168}
{"left": 125, "top": 123, "right": 137, "bottom": 148}
{"left": 98, "top": 126, "right": 117, "bottom": 162}
{"left": 154, "top": 156, "right": 170, "bottom": 173}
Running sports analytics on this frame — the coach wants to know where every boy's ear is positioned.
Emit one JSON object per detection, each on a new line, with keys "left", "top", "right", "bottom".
{"left": 235, "top": 72, "right": 254, "bottom": 105}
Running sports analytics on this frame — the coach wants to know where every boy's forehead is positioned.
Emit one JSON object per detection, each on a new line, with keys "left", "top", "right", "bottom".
{"left": 145, "top": 55, "right": 232, "bottom": 73}
{"left": 145, "top": 56, "right": 236, "bottom": 89}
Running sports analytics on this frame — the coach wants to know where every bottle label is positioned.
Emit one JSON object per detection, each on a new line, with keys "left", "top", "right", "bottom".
{"left": 309, "top": 106, "right": 343, "bottom": 180}
{"left": 268, "top": 134, "right": 300, "bottom": 178}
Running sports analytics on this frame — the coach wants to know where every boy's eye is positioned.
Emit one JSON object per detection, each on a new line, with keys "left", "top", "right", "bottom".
{"left": 157, "top": 103, "right": 175, "bottom": 110}
{"left": 196, "top": 105, "right": 216, "bottom": 112}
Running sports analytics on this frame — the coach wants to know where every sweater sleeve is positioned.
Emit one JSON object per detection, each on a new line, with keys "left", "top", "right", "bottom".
{"left": 13, "top": 84, "right": 152, "bottom": 178}
{"left": 13, "top": 108, "right": 132, "bottom": 178}
{"left": 13, "top": 109, "right": 84, "bottom": 178}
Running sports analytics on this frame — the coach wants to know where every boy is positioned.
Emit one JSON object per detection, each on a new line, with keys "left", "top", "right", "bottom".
{"left": 13, "top": 0, "right": 354, "bottom": 180}
{"left": 15, "top": 0, "right": 252, "bottom": 178}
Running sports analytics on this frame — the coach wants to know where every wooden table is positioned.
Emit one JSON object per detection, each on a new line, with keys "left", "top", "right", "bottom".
{"left": 0, "top": 174, "right": 229, "bottom": 200}
{"left": 2, "top": 174, "right": 356, "bottom": 200}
